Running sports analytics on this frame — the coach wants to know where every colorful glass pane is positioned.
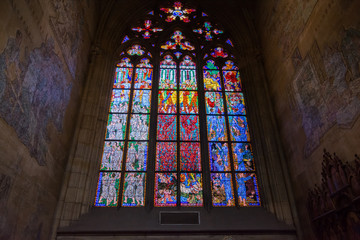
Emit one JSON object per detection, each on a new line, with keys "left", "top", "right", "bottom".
{"left": 157, "top": 115, "right": 177, "bottom": 140}
{"left": 160, "top": 2, "right": 195, "bottom": 23}
{"left": 203, "top": 70, "right": 221, "bottom": 91}
{"left": 180, "top": 173, "right": 203, "bottom": 206}
{"left": 100, "top": 141, "right": 124, "bottom": 171}
{"left": 235, "top": 173, "right": 260, "bottom": 206}
{"left": 159, "top": 68, "right": 177, "bottom": 89}
{"left": 110, "top": 89, "right": 130, "bottom": 113}
{"left": 226, "top": 92, "right": 246, "bottom": 115}
{"left": 180, "top": 115, "right": 199, "bottom": 141}
{"left": 180, "top": 142, "right": 201, "bottom": 171}
{"left": 223, "top": 60, "right": 238, "bottom": 70}
{"left": 158, "top": 91, "right": 177, "bottom": 113}
{"left": 95, "top": 172, "right": 120, "bottom": 207}
{"left": 137, "top": 58, "right": 153, "bottom": 68}
{"left": 129, "top": 114, "right": 150, "bottom": 140}
{"left": 203, "top": 60, "right": 218, "bottom": 70}
{"left": 155, "top": 173, "right": 177, "bottom": 206}
{"left": 211, "top": 173, "right": 235, "bottom": 207}
{"left": 132, "top": 90, "right": 151, "bottom": 113}
{"left": 180, "top": 69, "right": 197, "bottom": 90}
{"left": 122, "top": 35, "right": 130, "bottom": 43}
{"left": 132, "top": 20, "right": 163, "bottom": 39}
{"left": 207, "top": 116, "right": 227, "bottom": 141}
{"left": 205, "top": 92, "right": 224, "bottom": 115}
{"left": 180, "top": 91, "right": 198, "bottom": 114}
{"left": 160, "top": 55, "right": 177, "bottom": 68}
{"left": 232, "top": 143, "right": 254, "bottom": 171}
{"left": 114, "top": 67, "right": 132, "bottom": 89}
{"left": 211, "top": 47, "right": 228, "bottom": 58}
{"left": 105, "top": 114, "right": 127, "bottom": 140}
{"left": 117, "top": 57, "right": 133, "bottom": 67}
{"left": 134, "top": 68, "right": 153, "bottom": 89}
{"left": 229, "top": 116, "right": 250, "bottom": 142}
{"left": 174, "top": 51, "right": 182, "bottom": 58}
{"left": 122, "top": 173, "right": 146, "bottom": 206}
{"left": 126, "top": 141, "right": 148, "bottom": 171}
{"left": 156, "top": 142, "right": 177, "bottom": 171}
{"left": 226, "top": 39, "right": 234, "bottom": 47}
{"left": 127, "top": 45, "right": 145, "bottom": 56}
{"left": 209, "top": 142, "right": 231, "bottom": 171}
{"left": 223, "top": 71, "right": 241, "bottom": 91}
{"left": 180, "top": 55, "right": 196, "bottom": 69}
{"left": 160, "top": 31, "right": 195, "bottom": 51}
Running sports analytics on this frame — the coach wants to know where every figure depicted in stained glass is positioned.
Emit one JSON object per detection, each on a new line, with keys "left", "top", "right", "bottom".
{"left": 180, "top": 173, "right": 203, "bottom": 206}
{"left": 229, "top": 116, "right": 250, "bottom": 142}
{"left": 160, "top": 2, "right": 195, "bottom": 23}
{"left": 129, "top": 114, "right": 149, "bottom": 140}
{"left": 180, "top": 69, "right": 197, "bottom": 90}
{"left": 161, "top": 31, "right": 195, "bottom": 51}
{"left": 205, "top": 92, "right": 224, "bottom": 114}
{"left": 95, "top": 172, "right": 120, "bottom": 207}
{"left": 101, "top": 141, "right": 124, "bottom": 171}
{"left": 155, "top": 173, "right": 177, "bottom": 206}
{"left": 203, "top": 70, "right": 221, "bottom": 91}
{"left": 157, "top": 115, "right": 177, "bottom": 140}
{"left": 134, "top": 68, "right": 153, "bottom": 89}
{"left": 106, "top": 114, "right": 127, "bottom": 140}
{"left": 180, "top": 115, "right": 199, "bottom": 141}
{"left": 207, "top": 116, "right": 227, "bottom": 141}
{"left": 132, "top": 20, "right": 163, "bottom": 39}
{"left": 122, "top": 173, "right": 146, "bottom": 206}
{"left": 223, "top": 60, "right": 238, "bottom": 70}
{"left": 126, "top": 142, "right": 147, "bottom": 171}
{"left": 158, "top": 91, "right": 177, "bottom": 113}
{"left": 160, "top": 68, "right": 177, "bottom": 89}
{"left": 114, "top": 66, "right": 132, "bottom": 89}
{"left": 209, "top": 142, "right": 230, "bottom": 171}
{"left": 236, "top": 173, "right": 260, "bottom": 206}
{"left": 110, "top": 89, "right": 130, "bottom": 113}
{"left": 127, "top": 45, "right": 145, "bottom": 56}
{"left": 180, "top": 142, "right": 201, "bottom": 171}
{"left": 156, "top": 142, "right": 177, "bottom": 171}
{"left": 232, "top": 143, "right": 254, "bottom": 171}
{"left": 211, "top": 173, "right": 234, "bottom": 206}
{"left": 226, "top": 92, "right": 246, "bottom": 115}
{"left": 223, "top": 71, "right": 241, "bottom": 91}
{"left": 193, "top": 22, "right": 223, "bottom": 41}
{"left": 180, "top": 91, "right": 198, "bottom": 114}
{"left": 211, "top": 47, "right": 228, "bottom": 58}
{"left": 132, "top": 90, "right": 151, "bottom": 113}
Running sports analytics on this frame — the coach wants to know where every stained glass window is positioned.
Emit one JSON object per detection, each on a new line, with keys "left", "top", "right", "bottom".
{"left": 95, "top": 4, "right": 260, "bottom": 209}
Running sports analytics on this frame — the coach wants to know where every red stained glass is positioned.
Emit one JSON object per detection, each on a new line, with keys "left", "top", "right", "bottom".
{"left": 223, "top": 71, "right": 242, "bottom": 91}
{"left": 180, "top": 142, "right": 201, "bottom": 171}
{"left": 157, "top": 115, "right": 177, "bottom": 140}
{"left": 156, "top": 142, "right": 177, "bottom": 171}
{"left": 180, "top": 115, "right": 199, "bottom": 141}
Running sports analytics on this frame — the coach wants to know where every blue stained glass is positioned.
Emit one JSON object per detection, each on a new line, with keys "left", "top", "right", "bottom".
{"left": 209, "top": 142, "right": 231, "bottom": 171}
{"left": 232, "top": 143, "right": 255, "bottom": 171}
{"left": 110, "top": 89, "right": 130, "bottom": 113}
{"left": 122, "top": 35, "right": 130, "bottom": 43}
{"left": 129, "top": 114, "right": 150, "bottom": 140}
{"left": 180, "top": 173, "right": 203, "bottom": 206}
{"left": 236, "top": 173, "right": 260, "bottom": 206}
{"left": 226, "top": 39, "right": 234, "bottom": 47}
{"left": 180, "top": 115, "right": 199, "bottom": 141}
{"left": 95, "top": 172, "right": 120, "bottom": 207}
{"left": 134, "top": 68, "right": 153, "bottom": 89}
{"left": 211, "top": 173, "right": 235, "bottom": 206}
{"left": 114, "top": 67, "right": 132, "bottom": 89}
{"left": 122, "top": 173, "right": 146, "bottom": 206}
{"left": 207, "top": 116, "right": 227, "bottom": 141}
{"left": 226, "top": 92, "right": 246, "bottom": 115}
{"left": 132, "top": 90, "right": 151, "bottom": 113}
{"left": 229, "top": 116, "right": 250, "bottom": 142}
{"left": 205, "top": 92, "right": 224, "bottom": 115}
{"left": 126, "top": 141, "right": 148, "bottom": 171}
{"left": 106, "top": 114, "right": 127, "bottom": 140}
{"left": 100, "top": 141, "right": 124, "bottom": 171}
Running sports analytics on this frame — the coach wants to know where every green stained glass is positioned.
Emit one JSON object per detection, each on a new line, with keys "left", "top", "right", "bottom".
{"left": 105, "top": 114, "right": 127, "bottom": 140}
{"left": 95, "top": 172, "right": 120, "bottom": 207}
{"left": 160, "top": 68, "right": 177, "bottom": 89}
{"left": 100, "top": 141, "right": 124, "bottom": 171}
{"left": 122, "top": 173, "right": 146, "bottom": 206}
{"left": 180, "top": 173, "right": 203, "bottom": 206}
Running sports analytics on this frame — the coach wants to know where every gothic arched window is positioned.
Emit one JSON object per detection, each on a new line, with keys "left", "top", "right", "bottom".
{"left": 94, "top": 2, "right": 260, "bottom": 209}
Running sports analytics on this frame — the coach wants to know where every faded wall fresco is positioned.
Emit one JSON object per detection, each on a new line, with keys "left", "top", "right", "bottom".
{"left": 292, "top": 29, "right": 360, "bottom": 156}
{"left": 0, "top": 31, "right": 72, "bottom": 165}
{"left": 49, "top": 0, "right": 84, "bottom": 79}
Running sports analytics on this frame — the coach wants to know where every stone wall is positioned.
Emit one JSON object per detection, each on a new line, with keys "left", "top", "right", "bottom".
{"left": 0, "top": 0, "right": 98, "bottom": 239}
{"left": 256, "top": 0, "right": 360, "bottom": 238}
